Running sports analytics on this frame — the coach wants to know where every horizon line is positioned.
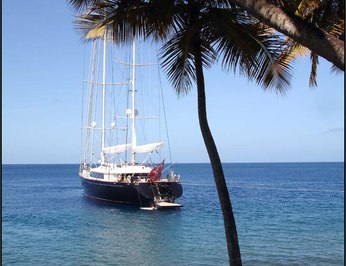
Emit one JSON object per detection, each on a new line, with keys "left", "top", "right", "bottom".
{"left": 2, "top": 161, "right": 344, "bottom": 166}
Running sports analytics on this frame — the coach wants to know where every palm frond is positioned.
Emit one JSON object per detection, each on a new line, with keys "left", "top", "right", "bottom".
{"left": 248, "top": 26, "right": 293, "bottom": 93}
{"left": 143, "top": 0, "right": 183, "bottom": 41}
{"left": 72, "top": 1, "right": 145, "bottom": 42}
{"left": 330, "top": 64, "right": 343, "bottom": 73}
{"left": 274, "top": 0, "right": 344, "bottom": 87}
{"left": 68, "top": 0, "right": 104, "bottom": 14}
{"left": 309, "top": 52, "right": 318, "bottom": 87}
{"left": 261, "top": 39, "right": 311, "bottom": 92}
{"left": 205, "top": 7, "right": 292, "bottom": 93}
{"left": 159, "top": 31, "right": 196, "bottom": 95}
{"left": 205, "top": 8, "right": 259, "bottom": 72}
{"left": 328, "top": 19, "right": 345, "bottom": 39}
{"left": 295, "top": 0, "right": 320, "bottom": 19}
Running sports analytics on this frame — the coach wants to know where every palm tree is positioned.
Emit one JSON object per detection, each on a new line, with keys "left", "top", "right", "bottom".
{"left": 267, "top": 0, "right": 344, "bottom": 87}
{"left": 68, "top": 1, "right": 290, "bottom": 265}
{"left": 227, "top": 0, "right": 345, "bottom": 71}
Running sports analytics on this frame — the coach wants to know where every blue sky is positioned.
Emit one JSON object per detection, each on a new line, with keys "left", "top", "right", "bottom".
{"left": 2, "top": 0, "right": 344, "bottom": 164}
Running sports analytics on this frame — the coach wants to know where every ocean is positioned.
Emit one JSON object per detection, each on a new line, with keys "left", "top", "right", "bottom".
{"left": 2, "top": 162, "right": 344, "bottom": 265}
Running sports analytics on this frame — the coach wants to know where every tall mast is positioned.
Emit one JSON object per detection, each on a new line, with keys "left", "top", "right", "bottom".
{"left": 101, "top": 31, "right": 107, "bottom": 164}
{"left": 131, "top": 35, "right": 137, "bottom": 164}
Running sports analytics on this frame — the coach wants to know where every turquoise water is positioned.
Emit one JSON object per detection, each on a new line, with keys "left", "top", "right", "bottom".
{"left": 2, "top": 163, "right": 344, "bottom": 265}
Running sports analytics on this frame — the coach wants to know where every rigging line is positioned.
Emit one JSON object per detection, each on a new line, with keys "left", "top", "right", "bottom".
{"left": 113, "top": 47, "right": 121, "bottom": 147}
{"left": 92, "top": 40, "right": 101, "bottom": 126}
{"left": 138, "top": 52, "right": 148, "bottom": 148}
{"left": 81, "top": 43, "right": 87, "bottom": 164}
{"left": 153, "top": 45, "right": 162, "bottom": 162}
{"left": 106, "top": 44, "right": 112, "bottom": 149}
{"left": 130, "top": 35, "right": 137, "bottom": 164}
{"left": 156, "top": 51, "right": 173, "bottom": 164}
{"left": 124, "top": 46, "right": 131, "bottom": 164}
{"left": 85, "top": 40, "right": 98, "bottom": 162}
{"left": 117, "top": 72, "right": 127, "bottom": 146}
{"left": 90, "top": 40, "right": 102, "bottom": 165}
{"left": 82, "top": 46, "right": 89, "bottom": 164}
{"left": 163, "top": 163, "right": 175, "bottom": 173}
{"left": 110, "top": 41, "right": 119, "bottom": 153}
{"left": 101, "top": 29, "right": 107, "bottom": 164}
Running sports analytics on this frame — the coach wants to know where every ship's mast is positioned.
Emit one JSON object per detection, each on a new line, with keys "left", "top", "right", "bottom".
{"left": 130, "top": 35, "right": 137, "bottom": 164}
{"left": 101, "top": 31, "right": 107, "bottom": 164}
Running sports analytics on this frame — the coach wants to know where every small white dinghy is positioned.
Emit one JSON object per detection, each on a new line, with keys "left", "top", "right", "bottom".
{"left": 140, "top": 201, "right": 183, "bottom": 210}
{"left": 156, "top": 201, "right": 183, "bottom": 209}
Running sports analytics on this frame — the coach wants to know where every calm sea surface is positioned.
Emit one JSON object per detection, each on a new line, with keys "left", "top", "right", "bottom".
{"left": 2, "top": 163, "right": 344, "bottom": 265}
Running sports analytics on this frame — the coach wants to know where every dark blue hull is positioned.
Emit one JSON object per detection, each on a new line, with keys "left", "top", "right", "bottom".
{"left": 80, "top": 177, "right": 183, "bottom": 207}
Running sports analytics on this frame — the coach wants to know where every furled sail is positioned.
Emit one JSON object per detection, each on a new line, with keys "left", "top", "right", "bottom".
{"left": 102, "top": 144, "right": 132, "bottom": 154}
{"left": 132, "top": 142, "right": 164, "bottom": 154}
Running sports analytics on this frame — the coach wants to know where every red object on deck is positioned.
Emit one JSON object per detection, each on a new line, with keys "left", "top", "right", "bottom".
{"left": 148, "top": 160, "right": 164, "bottom": 183}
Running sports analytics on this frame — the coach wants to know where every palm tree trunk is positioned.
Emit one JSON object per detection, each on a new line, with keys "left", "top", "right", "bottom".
{"left": 193, "top": 39, "right": 242, "bottom": 266}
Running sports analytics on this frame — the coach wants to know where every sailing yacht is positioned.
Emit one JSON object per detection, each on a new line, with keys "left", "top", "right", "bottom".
{"left": 79, "top": 34, "right": 183, "bottom": 209}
